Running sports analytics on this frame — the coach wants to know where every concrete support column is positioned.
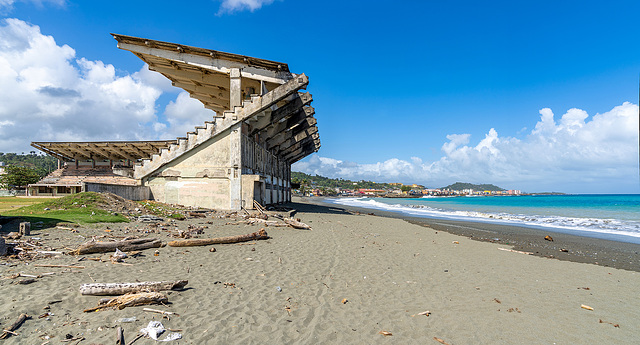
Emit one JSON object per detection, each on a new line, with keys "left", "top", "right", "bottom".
{"left": 229, "top": 67, "right": 242, "bottom": 210}
{"left": 286, "top": 164, "right": 291, "bottom": 202}
{"left": 230, "top": 68, "right": 241, "bottom": 111}
{"left": 230, "top": 124, "right": 242, "bottom": 210}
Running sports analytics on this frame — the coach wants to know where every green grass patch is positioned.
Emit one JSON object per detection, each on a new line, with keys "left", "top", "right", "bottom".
{"left": 0, "top": 196, "right": 57, "bottom": 213}
{"left": 3, "top": 192, "right": 129, "bottom": 227}
{"left": 169, "top": 213, "right": 186, "bottom": 220}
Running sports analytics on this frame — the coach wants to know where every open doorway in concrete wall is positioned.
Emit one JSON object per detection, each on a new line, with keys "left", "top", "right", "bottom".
{"left": 254, "top": 181, "right": 264, "bottom": 206}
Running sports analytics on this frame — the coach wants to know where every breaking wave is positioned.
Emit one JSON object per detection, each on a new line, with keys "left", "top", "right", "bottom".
{"left": 328, "top": 197, "right": 640, "bottom": 242}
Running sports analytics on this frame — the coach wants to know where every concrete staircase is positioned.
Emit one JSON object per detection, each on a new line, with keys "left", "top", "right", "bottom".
{"left": 133, "top": 74, "right": 309, "bottom": 180}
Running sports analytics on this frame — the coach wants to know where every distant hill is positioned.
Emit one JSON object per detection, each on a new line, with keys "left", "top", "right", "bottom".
{"left": 0, "top": 152, "right": 57, "bottom": 177}
{"left": 441, "top": 182, "right": 505, "bottom": 192}
{"left": 291, "top": 172, "right": 392, "bottom": 190}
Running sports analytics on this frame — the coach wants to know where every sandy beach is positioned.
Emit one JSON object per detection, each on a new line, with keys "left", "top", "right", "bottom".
{"left": 1, "top": 197, "right": 639, "bottom": 344}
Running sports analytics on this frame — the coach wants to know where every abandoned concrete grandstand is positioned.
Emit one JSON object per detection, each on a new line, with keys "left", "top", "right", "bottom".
{"left": 28, "top": 34, "right": 320, "bottom": 210}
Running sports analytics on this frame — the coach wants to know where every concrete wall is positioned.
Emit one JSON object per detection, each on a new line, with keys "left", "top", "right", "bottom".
{"left": 145, "top": 130, "right": 235, "bottom": 210}
{"left": 84, "top": 182, "right": 150, "bottom": 201}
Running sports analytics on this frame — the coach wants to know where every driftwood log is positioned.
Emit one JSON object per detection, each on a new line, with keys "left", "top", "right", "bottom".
{"left": 284, "top": 218, "right": 312, "bottom": 230}
{"left": 80, "top": 280, "right": 188, "bottom": 296}
{"left": 84, "top": 292, "right": 168, "bottom": 312}
{"left": 167, "top": 229, "right": 268, "bottom": 247}
{"left": 69, "top": 238, "right": 163, "bottom": 255}
{"left": 0, "top": 313, "right": 30, "bottom": 339}
{"left": 226, "top": 218, "right": 287, "bottom": 227}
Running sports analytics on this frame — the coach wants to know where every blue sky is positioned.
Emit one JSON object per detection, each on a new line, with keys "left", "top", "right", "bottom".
{"left": 0, "top": 0, "right": 638, "bottom": 193}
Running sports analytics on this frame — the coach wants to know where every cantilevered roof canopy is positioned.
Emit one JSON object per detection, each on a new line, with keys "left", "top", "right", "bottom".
{"left": 112, "top": 34, "right": 294, "bottom": 114}
{"left": 31, "top": 141, "right": 177, "bottom": 162}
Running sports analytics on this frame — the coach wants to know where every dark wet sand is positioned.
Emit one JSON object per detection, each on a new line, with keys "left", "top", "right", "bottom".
{"left": 297, "top": 197, "right": 640, "bottom": 272}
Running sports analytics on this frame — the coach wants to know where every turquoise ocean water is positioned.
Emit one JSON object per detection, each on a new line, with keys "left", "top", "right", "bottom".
{"left": 328, "top": 195, "right": 640, "bottom": 244}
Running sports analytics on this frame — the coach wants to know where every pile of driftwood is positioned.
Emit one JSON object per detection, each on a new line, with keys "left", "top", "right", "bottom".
{"left": 81, "top": 280, "right": 187, "bottom": 312}
{"left": 68, "top": 227, "right": 272, "bottom": 252}
{"left": 172, "top": 224, "right": 206, "bottom": 239}
{"left": 1, "top": 222, "right": 64, "bottom": 260}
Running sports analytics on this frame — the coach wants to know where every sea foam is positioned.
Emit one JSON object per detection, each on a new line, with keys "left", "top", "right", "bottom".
{"left": 328, "top": 197, "right": 640, "bottom": 242}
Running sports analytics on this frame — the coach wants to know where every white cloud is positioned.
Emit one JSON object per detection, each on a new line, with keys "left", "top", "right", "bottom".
{"left": 0, "top": 18, "right": 238, "bottom": 156}
{"left": 0, "top": 18, "right": 171, "bottom": 152}
{"left": 159, "top": 91, "right": 216, "bottom": 138}
{"left": 217, "top": 0, "right": 276, "bottom": 14}
{"left": 294, "top": 102, "right": 640, "bottom": 193}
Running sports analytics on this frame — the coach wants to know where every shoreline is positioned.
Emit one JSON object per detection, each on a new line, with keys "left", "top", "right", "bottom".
{"left": 298, "top": 196, "right": 640, "bottom": 272}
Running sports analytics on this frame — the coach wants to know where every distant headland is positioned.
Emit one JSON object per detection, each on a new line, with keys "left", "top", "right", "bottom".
{"left": 290, "top": 172, "right": 544, "bottom": 197}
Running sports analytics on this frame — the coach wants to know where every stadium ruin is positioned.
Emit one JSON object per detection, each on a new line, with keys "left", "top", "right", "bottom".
{"left": 28, "top": 34, "right": 319, "bottom": 210}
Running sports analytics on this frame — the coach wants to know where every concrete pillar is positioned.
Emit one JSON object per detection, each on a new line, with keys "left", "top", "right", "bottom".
{"left": 230, "top": 68, "right": 241, "bottom": 111}
{"left": 230, "top": 124, "right": 242, "bottom": 210}
{"left": 286, "top": 164, "right": 291, "bottom": 202}
{"left": 229, "top": 67, "right": 242, "bottom": 210}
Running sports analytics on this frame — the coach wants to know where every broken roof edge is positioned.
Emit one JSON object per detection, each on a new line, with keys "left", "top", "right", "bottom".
{"left": 111, "top": 33, "right": 291, "bottom": 73}
{"left": 31, "top": 140, "right": 178, "bottom": 162}
{"left": 32, "top": 140, "right": 177, "bottom": 145}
